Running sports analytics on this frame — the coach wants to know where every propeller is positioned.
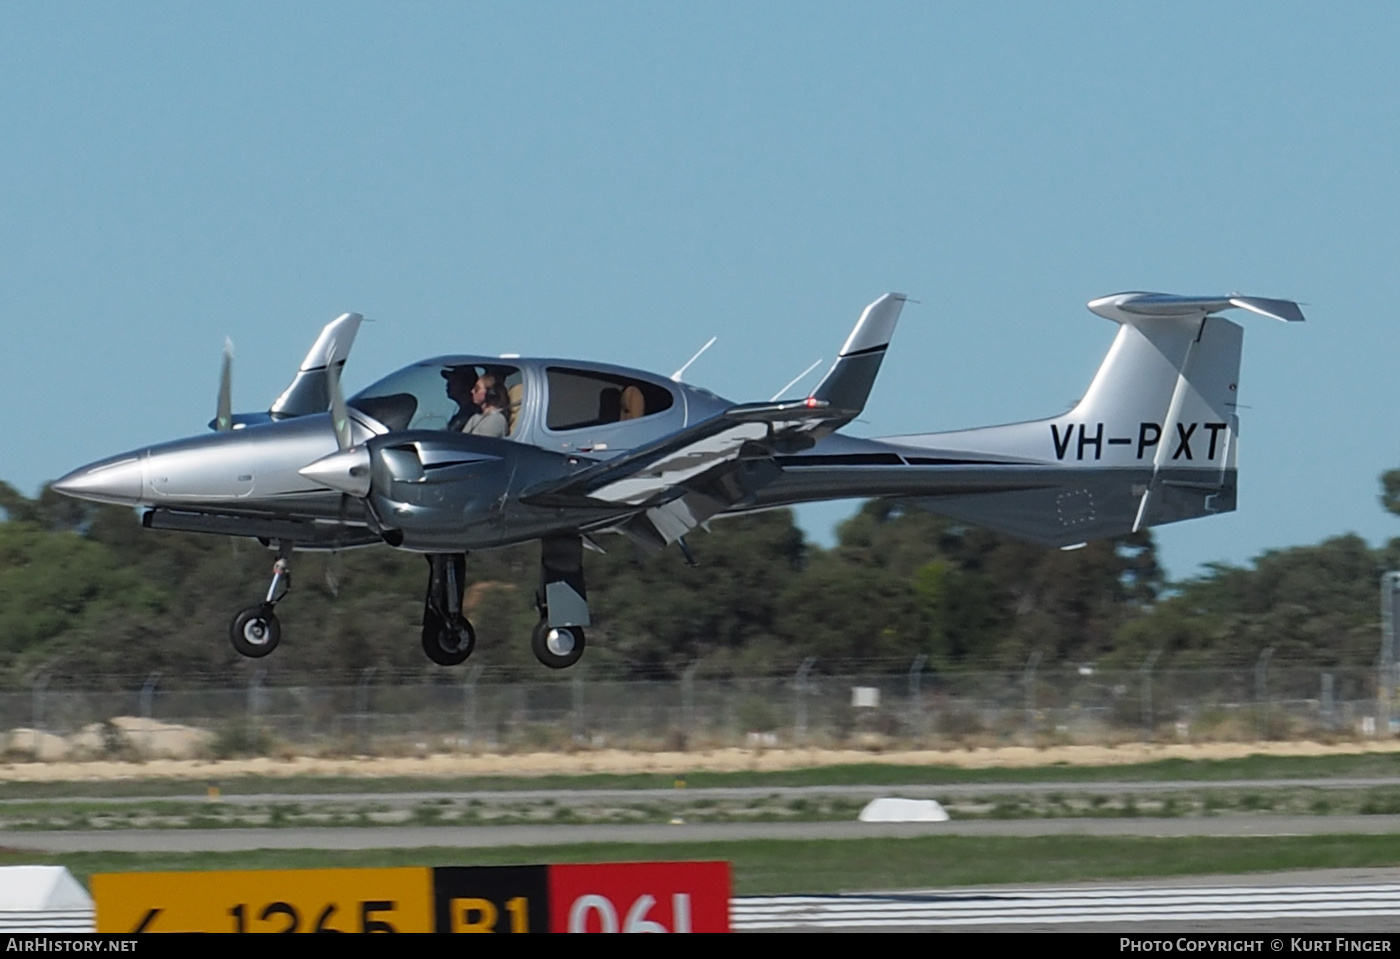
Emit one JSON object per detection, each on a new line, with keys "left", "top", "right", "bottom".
{"left": 300, "top": 339, "right": 385, "bottom": 540}
{"left": 327, "top": 344, "right": 352, "bottom": 452}
{"left": 214, "top": 339, "right": 234, "bottom": 431}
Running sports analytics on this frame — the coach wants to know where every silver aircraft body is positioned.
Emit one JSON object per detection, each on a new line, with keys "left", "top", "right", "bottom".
{"left": 54, "top": 291, "right": 1303, "bottom": 668}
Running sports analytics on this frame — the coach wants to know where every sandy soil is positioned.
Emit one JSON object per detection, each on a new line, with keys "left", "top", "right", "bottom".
{"left": 3, "top": 739, "right": 1400, "bottom": 783}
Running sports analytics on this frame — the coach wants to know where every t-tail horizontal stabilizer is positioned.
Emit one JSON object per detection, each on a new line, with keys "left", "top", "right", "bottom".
{"left": 894, "top": 291, "right": 1303, "bottom": 547}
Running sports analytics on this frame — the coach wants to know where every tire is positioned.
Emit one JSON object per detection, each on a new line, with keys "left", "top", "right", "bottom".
{"left": 422, "top": 612, "right": 476, "bottom": 666}
{"left": 230, "top": 605, "right": 281, "bottom": 658}
{"left": 531, "top": 620, "right": 586, "bottom": 669}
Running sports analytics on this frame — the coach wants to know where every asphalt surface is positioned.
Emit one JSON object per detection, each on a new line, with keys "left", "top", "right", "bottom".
{"left": 7, "top": 776, "right": 1400, "bottom": 806}
{"left": 12, "top": 781, "right": 1400, "bottom": 933}
{"left": 5, "top": 813, "right": 1400, "bottom": 852}
{"left": 735, "top": 870, "right": 1400, "bottom": 933}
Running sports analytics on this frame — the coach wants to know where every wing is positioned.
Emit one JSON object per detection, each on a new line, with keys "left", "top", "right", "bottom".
{"left": 519, "top": 400, "right": 842, "bottom": 547}
{"left": 521, "top": 291, "right": 907, "bottom": 549}
{"left": 522, "top": 399, "right": 841, "bottom": 508}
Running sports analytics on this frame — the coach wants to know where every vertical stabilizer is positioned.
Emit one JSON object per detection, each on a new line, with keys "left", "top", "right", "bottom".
{"left": 884, "top": 292, "right": 1302, "bottom": 546}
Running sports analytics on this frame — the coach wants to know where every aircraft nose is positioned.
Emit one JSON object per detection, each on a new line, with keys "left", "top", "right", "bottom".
{"left": 51, "top": 454, "right": 146, "bottom": 505}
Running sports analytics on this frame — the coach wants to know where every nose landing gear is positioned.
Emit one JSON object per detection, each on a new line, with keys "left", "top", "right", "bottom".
{"left": 230, "top": 603, "right": 281, "bottom": 658}
{"left": 229, "top": 542, "right": 292, "bottom": 658}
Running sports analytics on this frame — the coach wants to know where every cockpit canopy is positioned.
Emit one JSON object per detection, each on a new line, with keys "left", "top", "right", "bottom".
{"left": 348, "top": 358, "right": 681, "bottom": 441}
{"left": 350, "top": 360, "right": 523, "bottom": 433}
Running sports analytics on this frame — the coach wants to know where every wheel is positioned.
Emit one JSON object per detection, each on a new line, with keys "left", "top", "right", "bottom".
{"left": 422, "top": 611, "right": 476, "bottom": 666}
{"left": 531, "top": 620, "right": 586, "bottom": 669}
{"left": 230, "top": 605, "right": 281, "bottom": 658}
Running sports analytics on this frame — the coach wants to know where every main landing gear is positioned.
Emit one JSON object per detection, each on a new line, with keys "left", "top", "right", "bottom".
{"left": 422, "top": 553, "right": 476, "bottom": 666}
{"left": 228, "top": 540, "right": 292, "bottom": 658}
{"left": 421, "top": 537, "right": 593, "bottom": 670}
{"left": 532, "top": 535, "right": 588, "bottom": 669}
{"left": 225, "top": 537, "right": 594, "bottom": 671}
{"left": 420, "top": 539, "right": 591, "bottom": 670}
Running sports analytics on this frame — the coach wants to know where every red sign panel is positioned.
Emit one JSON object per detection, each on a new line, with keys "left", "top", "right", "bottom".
{"left": 547, "top": 861, "right": 730, "bottom": 933}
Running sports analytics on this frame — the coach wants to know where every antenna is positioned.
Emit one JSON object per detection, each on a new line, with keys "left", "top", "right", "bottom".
{"left": 671, "top": 336, "right": 717, "bottom": 382}
{"left": 769, "top": 358, "right": 823, "bottom": 402}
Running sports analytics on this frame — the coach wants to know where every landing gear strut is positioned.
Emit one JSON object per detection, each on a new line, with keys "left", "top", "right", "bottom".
{"left": 229, "top": 541, "right": 292, "bottom": 658}
{"left": 421, "top": 553, "right": 476, "bottom": 666}
{"left": 532, "top": 535, "right": 589, "bottom": 669}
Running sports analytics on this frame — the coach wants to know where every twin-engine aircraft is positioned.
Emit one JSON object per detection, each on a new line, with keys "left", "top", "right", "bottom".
{"left": 54, "top": 291, "right": 1302, "bottom": 669}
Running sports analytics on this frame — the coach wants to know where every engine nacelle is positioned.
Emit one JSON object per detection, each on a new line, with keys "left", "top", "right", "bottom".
{"left": 364, "top": 432, "right": 517, "bottom": 548}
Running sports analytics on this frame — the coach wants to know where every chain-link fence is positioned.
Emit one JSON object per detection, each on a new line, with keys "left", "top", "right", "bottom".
{"left": 1, "top": 662, "right": 1396, "bottom": 760}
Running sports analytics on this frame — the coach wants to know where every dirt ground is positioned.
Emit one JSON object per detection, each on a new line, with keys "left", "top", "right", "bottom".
{"left": 4, "top": 739, "right": 1400, "bottom": 783}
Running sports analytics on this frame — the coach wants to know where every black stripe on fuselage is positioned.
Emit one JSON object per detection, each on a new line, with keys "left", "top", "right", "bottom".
{"left": 775, "top": 453, "right": 1040, "bottom": 468}
{"left": 902, "top": 456, "right": 1039, "bottom": 466}
{"left": 776, "top": 453, "right": 906, "bottom": 467}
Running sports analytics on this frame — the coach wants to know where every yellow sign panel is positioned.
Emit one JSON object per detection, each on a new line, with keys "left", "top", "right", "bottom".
{"left": 92, "top": 867, "right": 435, "bottom": 933}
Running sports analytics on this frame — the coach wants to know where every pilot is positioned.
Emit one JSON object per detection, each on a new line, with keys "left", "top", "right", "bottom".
{"left": 442, "top": 366, "right": 479, "bottom": 431}
{"left": 461, "top": 373, "right": 508, "bottom": 437}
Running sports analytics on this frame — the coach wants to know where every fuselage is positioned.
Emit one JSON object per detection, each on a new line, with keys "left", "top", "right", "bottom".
{"left": 54, "top": 352, "right": 1237, "bottom": 553}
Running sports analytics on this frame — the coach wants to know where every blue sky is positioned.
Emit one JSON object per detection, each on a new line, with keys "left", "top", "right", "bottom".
{"left": 1, "top": 3, "right": 1395, "bottom": 581}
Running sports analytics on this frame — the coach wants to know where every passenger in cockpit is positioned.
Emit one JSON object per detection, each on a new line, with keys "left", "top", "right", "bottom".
{"left": 461, "top": 373, "right": 508, "bottom": 437}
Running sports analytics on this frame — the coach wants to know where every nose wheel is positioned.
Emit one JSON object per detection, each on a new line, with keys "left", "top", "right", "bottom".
{"left": 532, "top": 620, "right": 586, "bottom": 669}
{"left": 230, "top": 604, "right": 281, "bottom": 657}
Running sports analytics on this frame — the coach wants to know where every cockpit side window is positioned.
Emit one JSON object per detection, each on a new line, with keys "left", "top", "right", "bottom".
{"left": 544, "top": 368, "right": 674, "bottom": 431}
{"left": 350, "top": 362, "right": 522, "bottom": 435}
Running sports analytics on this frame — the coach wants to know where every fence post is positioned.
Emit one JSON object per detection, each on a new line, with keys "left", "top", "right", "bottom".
{"left": 462, "top": 662, "right": 484, "bottom": 746}
{"left": 1023, "top": 651, "right": 1042, "bottom": 734}
{"left": 908, "top": 654, "right": 927, "bottom": 738}
{"left": 246, "top": 669, "right": 264, "bottom": 744}
{"left": 794, "top": 657, "right": 816, "bottom": 743}
{"left": 356, "top": 667, "right": 376, "bottom": 754}
{"left": 1140, "top": 650, "right": 1161, "bottom": 742}
{"left": 31, "top": 673, "right": 48, "bottom": 758}
{"left": 572, "top": 665, "right": 586, "bottom": 743}
{"left": 141, "top": 671, "right": 161, "bottom": 756}
{"left": 681, "top": 662, "right": 699, "bottom": 746}
{"left": 1255, "top": 647, "right": 1274, "bottom": 740}
{"left": 1381, "top": 572, "right": 1400, "bottom": 735}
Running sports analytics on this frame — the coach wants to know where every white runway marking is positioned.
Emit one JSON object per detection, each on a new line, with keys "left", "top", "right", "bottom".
{"left": 732, "top": 882, "right": 1400, "bottom": 929}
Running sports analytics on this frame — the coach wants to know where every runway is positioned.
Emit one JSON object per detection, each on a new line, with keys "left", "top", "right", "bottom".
{"left": 732, "top": 874, "right": 1400, "bottom": 932}
{"left": 11, "top": 777, "right": 1400, "bottom": 806}
{"left": 4, "top": 814, "right": 1400, "bottom": 852}
{"left": 5, "top": 806, "right": 1398, "bottom": 932}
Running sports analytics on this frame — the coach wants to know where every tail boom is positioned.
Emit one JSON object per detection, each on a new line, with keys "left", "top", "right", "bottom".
{"left": 747, "top": 291, "right": 1298, "bottom": 547}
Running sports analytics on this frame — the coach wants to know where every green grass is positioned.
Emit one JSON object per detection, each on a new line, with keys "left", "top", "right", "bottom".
{"left": 13, "top": 833, "right": 1400, "bottom": 895}
{"left": 1, "top": 752, "right": 1399, "bottom": 800}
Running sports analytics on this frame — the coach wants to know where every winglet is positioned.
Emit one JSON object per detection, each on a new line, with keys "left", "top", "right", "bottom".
{"left": 808, "top": 293, "right": 907, "bottom": 416}
{"left": 269, "top": 312, "right": 365, "bottom": 420}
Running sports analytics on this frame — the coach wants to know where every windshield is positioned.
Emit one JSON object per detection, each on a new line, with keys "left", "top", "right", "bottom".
{"left": 349, "top": 361, "right": 522, "bottom": 433}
